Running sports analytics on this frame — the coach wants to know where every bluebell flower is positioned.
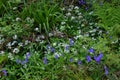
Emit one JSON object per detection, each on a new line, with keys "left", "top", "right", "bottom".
{"left": 43, "top": 57, "right": 47, "bottom": 64}
{"left": 54, "top": 55, "right": 58, "bottom": 59}
{"left": 25, "top": 57, "right": 28, "bottom": 63}
{"left": 85, "top": 7, "right": 88, "bottom": 11}
{"left": 94, "top": 53, "right": 103, "bottom": 63}
{"left": 69, "top": 38, "right": 74, "bottom": 46}
{"left": 65, "top": 44, "right": 69, "bottom": 50}
{"left": 78, "top": 0, "right": 86, "bottom": 5}
{"left": 46, "top": 44, "right": 50, "bottom": 50}
{"left": 86, "top": 55, "right": 91, "bottom": 63}
{"left": 77, "top": 60, "right": 82, "bottom": 65}
{"left": 104, "top": 66, "right": 108, "bottom": 75}
{"left": 2, "top": 70, "right": 7, "bottom": 76}
{"left": 26, "top": 52, "right": 30, "bottom": 58}
{"left": 21, "top": 61, "right": 25, "bottom": 65}
{"left": 25, "top": 52, "right": 30, "bottom": 63}
{"left": 69, "top": 57, "right": 73, "bottom": 62}
{"left": 16, "top": 59, "right": 21, "bottom": 64}
{"left": 106, "top": 32, "right": 109, "bottom": 35}
{"left": 50, "top": 47, "right": 55, "bottom": 53}
{"left": 110, "top": 36, "right": 112, "bottom": 39}
{"left": 89, "top": 48, "right": 94, "bottom": 53}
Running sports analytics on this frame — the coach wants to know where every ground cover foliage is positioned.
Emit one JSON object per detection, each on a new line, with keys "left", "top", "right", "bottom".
{"left": 0, "top": 0, "right": 120, "bottom": 80}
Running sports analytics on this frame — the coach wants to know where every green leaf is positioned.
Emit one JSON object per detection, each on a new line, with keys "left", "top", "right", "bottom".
{"left": 0, "top": 55, "right": 7, "bottom": 64}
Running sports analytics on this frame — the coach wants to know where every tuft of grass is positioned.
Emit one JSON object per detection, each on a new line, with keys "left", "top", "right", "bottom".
{"left": 20, "top": 0, "right": 63, "bottom": 35}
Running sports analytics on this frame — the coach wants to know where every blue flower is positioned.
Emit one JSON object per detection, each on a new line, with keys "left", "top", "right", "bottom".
{"left": 26, "top": 52, "right": 30, "bottom": 58}
{"left": 54, "top": 55, "right": 58, "bottom": 59}
{"left": 21, "top": 61, "right": 26, "bottom": 65}
{"left": 43, "top": 57, "right": 47, "bottom": 64}
{"left": 46, "top": 45, "right": 55, "bottom": 53}
{"left": 69, "top": 38, "right": 74, "bottom": 46}
{"left": 2, "top": 70, "right": 7, "bottom": 76}
{"left": 65, "top": 44, "right": 69, "bottom": 50}
{"left": 94, "top": 53, "right": 103, "bottom": 64}
{"left": 25, "top": 57, "right": 28, "bottom": 63}
{"left": 110, "top": 36, "right": 112, "bottom": 39}
{"left": 89, "top": 48, "right": 94, "bottom": 53}
{"left": 16, "top": 59, "right": 21, "bottom": 64}
{"left": 85, "top": 7, "right": 88, "bottom": 11}
{"left": 78, "top": 0, "right": 86, "bottom": 5}
{"left": 46, "top": 44, "right": 50, "bottom": 50}
{"left": 86, "top": 55, "right": 91, "bottom": 63}
{"left": 69, "top": 57, "right": 73, "bottom": 62}
{"left": 104, "top": 66, "right": 108, "bottom": 75}
{"left": 50, "top": 47, "right": 55, "bottom": 53}
{"left": 77, "top": 60, "right": 82, "bottom": 65}
{"left": 25, "top": 52, "right": 30, "bottom": 63}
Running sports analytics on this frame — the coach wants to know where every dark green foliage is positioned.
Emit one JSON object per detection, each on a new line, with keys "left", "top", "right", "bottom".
{"left": 92, "top": 1, "right": 120, "bottom": 30}
{"left": 0, "top": 0, "right": 120, "bottom": 80}
{"left": 21, "top": 0, "right": 63, "bottom": 35}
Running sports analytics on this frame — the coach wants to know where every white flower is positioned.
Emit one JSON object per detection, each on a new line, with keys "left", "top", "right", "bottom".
{"left": 25, "top": 40, "right": 30, "bottom": 45}
{"left": 89, "top": 29, "right": 97, "bottom": 33}
{"left": 95, "top": 23, "right": 98, "bottom": 25}
{"left": 61, "top": 7, "right": 65, "bottom": 11}
{"left": 13, "top": 7, "right": 17, "bottom": 10}
{"left": 16, "top": 17, "right": 21, "bottom": 21}
{"left": 53, "top": 42, "right": 57, "bottom": 46}
{"left": 40, "top": 40, "right": 44, "bottom": 44}
{"left": 6, "top": 42, "right": 11, "bottom": 47}
{"left": 78, "top": 30, "right": 82, "bottom": 34}
{"left": 18, "top": 42, "right": 23, "bottom": 47}
{"left": 74, "top": 35, "right": 83, "bottom": 40}
{"left": 89, "top": 23, "right": 93, "bottom": 25}
{"left": 74, "top": 58, "right": 78, "bottom": 61}
{"left": 89, "top": 11, "right": 93, "bottom": 15}
{"left": 82, "top": 45, "right": 86, "bottom": 49}
{"left": 39, "top": 35, "right": 45, "bottom": 39}
{"left": 34, "top": 27, "right": 39, "bottom": 31}
{"left": 98, "top": 30, "right": 102, "bottom": 34}
{"left": 75, "top": 10, "right": 79, "bottom": 13}
{"left": 0, "top": 38, "right": 4, "bottom": 44}
{"left": 13, "top": 48, "right": 19, "bottom": 53}
{"left": 69, "top": 5, "right": 74, "bottom": 9}
{"left": 60, "top": 25, "right": 65, "bottom": 31}
{"left": 35, "top": 36, "right": 41, "bottom": 42}
{"left": 48, "top": 32, "right": 53, "bottom": 37}
{"left": 66, "top": 12, "right": 71, "bottom": 16}
{"left": 26, "top": 17, "right": 31, "bottom": 21}
{"left": 84, "top": 33, "right": 89, "bottom": 37}
{"left": 81, "top": 24, "right": 85, "bottom": 27}
{"left": 71, "top": 16, "right": 75, "bottom": 20}
{"left": 74, "top": 6, "right": 79, "bottom": 9}
{"left": 8, "top": 53, "right": 14, "bottom": 60}
{"left": 92, "top": 37, "right": 96, "bottom": 40}
{"left": 63, "top": 65, "right": 67, "bottom": 70}
{"left": 91, "top": 33, "right": 95, "bottom": 36}
{"left": 11, "top": 41, "right": 17, "bottom": 46}
{"left": 0, "top": 51, "right": 5, "bottom": 55}
{"left": 61, "top": 22, "right": 66, "bottom": 25}
{"left": 13, "top": 35, "right": 17, "bottom": 39}
{"left": 78, "top": 16, "right": 83, "bottom": 19}
{"left": 78, "top": 13, "right": 82, "bottom": 16}
{"left": 68, "top": 8, "right": 72, "bottom": 12}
